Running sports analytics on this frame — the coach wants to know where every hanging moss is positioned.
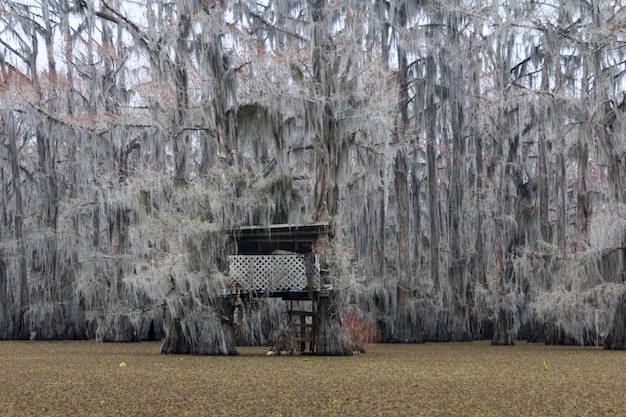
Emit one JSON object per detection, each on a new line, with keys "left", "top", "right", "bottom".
{"left": 1, "top": 0, "right": 625, "bottom": 356}
{"left": 259, "top": 175, "right": 301, "bottom": 224}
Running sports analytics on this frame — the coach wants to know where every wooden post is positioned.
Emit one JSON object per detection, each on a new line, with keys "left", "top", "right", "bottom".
{"left": 299, "top": 313, "right": 306, "bottom": 352}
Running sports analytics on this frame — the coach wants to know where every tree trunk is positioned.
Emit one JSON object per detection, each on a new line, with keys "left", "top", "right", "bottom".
{"left": 207, "top": 35, "right": 234, "bottom": 160}
{"left": 490, "top": 102, "right": 514, "bottom": 345}
{"left": 394, "top": 149, "right": 420, "bottom": 342}
{"left": 537, "top": 129, "right": 550, "bottom": 243}
{"left": 426, "top": 110, "right": 440, "bottom": 294}
{"left": 576, "top": 136, "right": 589, "bottom": 249}
{"left": 491, "top": 303, "right": 515, "bottom": 346}
{"left": 161, "top": 298, "right": 237, "bottom": 355}
{"left": 395, "top": 2, "right": 408, "bottom": 135}
{"left": 315, "top": 293, "right": 349, "bottom": 355}
{"left": 160, "top": 316, "right": 192, "bottom": 354}
{"left": 10, "top": 119, "right": 29, "bottom": 340}
{"left": 471, "top": 127, "right": 487, "bottom": 338}
{"left": 173, "top": 3, "right": 191, "bottom": 187}
{"left": 395, "top": 149, "right": 410, "bottom": 306}
{"left": 555, "top": 148, "right": 567, "bottom": 250}
{"left": 602, "top": 129, "right": 625, "bottom": 205}
{"left": 605, "top": 292, "right": 626, "bottom": 350}
{"left": 2, "top": 112, "right": 30, "bottom": 339}
{"left": 538, "top": 47, "right": 552, "bottom": 244}
{"left": 449, "top": 98, "right": 470, "bottom": 341}
{"left": 310, "top": 0, "right": 339, "bottom": 221}
{"left": 0, "top": 228, "right": 12, "bottom": 339}
{"left": 31, "top": 120, "right": 65, "bottom": 340}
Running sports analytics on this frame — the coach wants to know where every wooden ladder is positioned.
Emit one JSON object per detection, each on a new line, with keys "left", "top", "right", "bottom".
{"left": 288, "top": 302, "right": 316, "bottom": 353}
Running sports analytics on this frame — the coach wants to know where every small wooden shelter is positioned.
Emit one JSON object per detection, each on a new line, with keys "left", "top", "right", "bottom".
{"left": 221, "top": 222, "right": 335, "bottom": 354}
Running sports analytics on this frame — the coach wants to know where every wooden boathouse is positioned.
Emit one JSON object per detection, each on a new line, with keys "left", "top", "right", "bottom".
{"left": 221, "top": 222, "right": 338, "bottom": 354}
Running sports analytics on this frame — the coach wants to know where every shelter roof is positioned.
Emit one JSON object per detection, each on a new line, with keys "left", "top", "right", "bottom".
{"left": 226, "top": 222, "right": 332, "bottom": 255}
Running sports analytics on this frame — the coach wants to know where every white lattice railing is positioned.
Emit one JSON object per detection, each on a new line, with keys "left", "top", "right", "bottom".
{"left": 227, "top": 254, "right": 319, "bottom": 292}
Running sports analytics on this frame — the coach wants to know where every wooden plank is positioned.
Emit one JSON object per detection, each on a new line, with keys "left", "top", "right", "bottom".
{"left": 293, "top": 337, "right": 315, "bottom": 342}
{"left": 289, "top": 310, "right": 314, "bottom": 316}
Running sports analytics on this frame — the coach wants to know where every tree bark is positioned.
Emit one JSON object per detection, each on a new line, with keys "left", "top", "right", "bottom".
{"left": 394, "top": 149, "right": 420, "bottom": 342}
{"left": 576, "top": 136, "right": 589, "bottom": 249}
{"left": 491, "top": 303, "right": 515, "bottom": 346}
{"left": 555, "top": 144, "right": 567, "bottom": 250}
{"left": 315, "top": 293, "right": 349, "bottom": 355}
{"left": 449, "top": 98, "right": 470, "bottom": 340}
{"left": 605, "top": 292, "right": 626, "bottom": 350}
{"left": 310, "top": 0, "right": 339, "bottom": 221}
{"left": 426, "top": 104, "right": 440, "bottom": 295}
{"left": 3, "top": 113, "right": 30, "bottom": 339}
{"left": 470, "top": 127, "right": 486, "bottom": 338}
{"left": 395, "top": 2, "right": 409, "bottom": 135}
{"left": 538, "top": 44, "right": 552, "bottom": 245}
{"left": 173, "top": 2, "right": 191, "bottom": 187}
{"left": 537, "top": 129, "right": 550, "bottom": 243}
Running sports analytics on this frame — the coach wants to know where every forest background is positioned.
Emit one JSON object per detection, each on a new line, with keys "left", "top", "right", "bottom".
{"left": 0, "top": 0, "right": 625, "bottom": 354}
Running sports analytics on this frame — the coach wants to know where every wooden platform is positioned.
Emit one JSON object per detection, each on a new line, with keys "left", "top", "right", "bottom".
{"left": 219, "top": 285, "right": 333, "bottom": 299}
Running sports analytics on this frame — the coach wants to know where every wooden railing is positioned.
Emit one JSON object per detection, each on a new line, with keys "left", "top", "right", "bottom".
{"left": 227, "top": 254, "right": 319, "bottom": 293}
